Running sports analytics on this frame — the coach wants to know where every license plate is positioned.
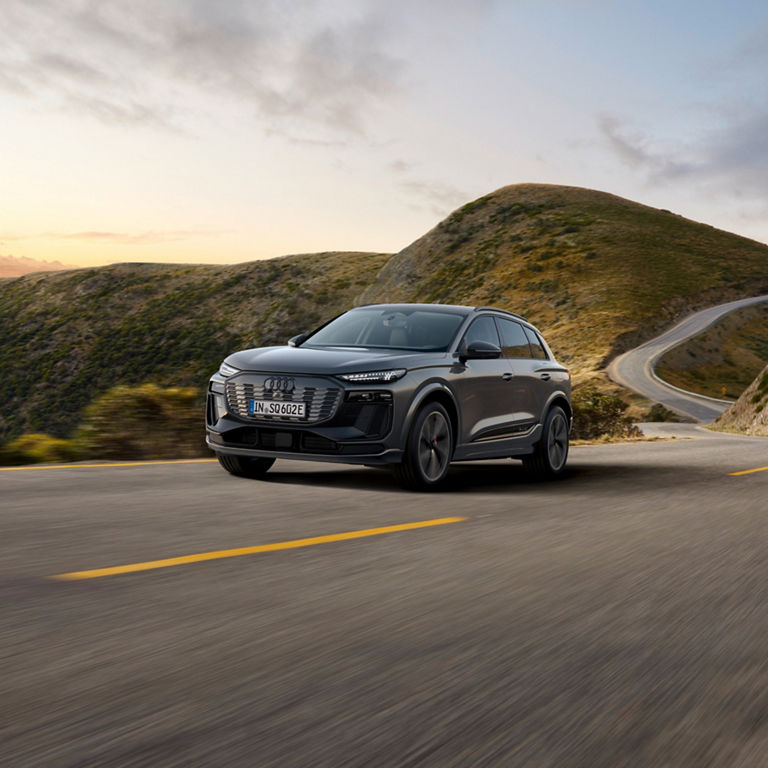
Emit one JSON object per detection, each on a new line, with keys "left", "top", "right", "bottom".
{"left": 248, "top": 399, "right": 306, "bottom": 418}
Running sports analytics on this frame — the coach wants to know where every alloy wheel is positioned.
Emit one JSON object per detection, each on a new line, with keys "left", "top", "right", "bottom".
{"left": 547, "top": 411, "right": 568, "bottom": 472}
{"left": 418, "top": 411, "right": 451, "bottom": 481}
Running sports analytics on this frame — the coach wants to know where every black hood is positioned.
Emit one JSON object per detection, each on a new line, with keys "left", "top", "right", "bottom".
{"left": 225, "top": 345, "right": 448, "bottom": 375}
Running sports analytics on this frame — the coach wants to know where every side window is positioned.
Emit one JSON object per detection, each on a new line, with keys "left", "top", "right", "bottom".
{"left": 496, "top": 318, "right": 532, "bottom": 358}
{"left": 524, "top": 327, "right": 549, "bottom": 360}
{"left": 462, "top": 316, "right": 501, "bottom": 348}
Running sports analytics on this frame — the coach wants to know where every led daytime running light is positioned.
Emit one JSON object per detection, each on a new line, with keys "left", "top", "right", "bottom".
{"left": 219, "top": 361, "right": 240, "bottom": 377}
{"left": 339, "top": 369, "right": 406, "bottom": 384}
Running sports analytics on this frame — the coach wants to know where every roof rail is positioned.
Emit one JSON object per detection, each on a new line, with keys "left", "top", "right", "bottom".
{"left": 473, "top": 306, "right": 528, "bottom": 322}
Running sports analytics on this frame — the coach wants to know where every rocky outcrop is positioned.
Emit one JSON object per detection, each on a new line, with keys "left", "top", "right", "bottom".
{"left": 713, "top": 363, "right": 768, "bottom": 435}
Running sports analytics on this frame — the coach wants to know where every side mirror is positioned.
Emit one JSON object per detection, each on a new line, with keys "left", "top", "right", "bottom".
{"left": 459, "top": 340, "right": 502, "bottom": 362}
{"left": 288, "top": 332, "right": 310, "bottom": 347}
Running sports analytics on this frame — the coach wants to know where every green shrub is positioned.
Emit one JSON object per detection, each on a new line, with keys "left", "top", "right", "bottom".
{"left": 572, "top": 388, "right": 640, "bottom": 439}
{"left": 644, "top": 403, "right": 683, "bottom": 422}
{"left": 74, "top": 384, "right": 207, "bottom": 460}
{"left": 0, "top": 433, "right": 82, "bottom": 465}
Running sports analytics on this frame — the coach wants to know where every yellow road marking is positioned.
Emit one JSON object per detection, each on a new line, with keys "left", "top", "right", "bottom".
{"left": 0, "top": 459, "right": 217, "bottom": 472}
{"left": 729, "top": 465, "right": 768, "bottom": 476}
{"left": 51, "top": 517, "right": 468, "bottom": 580}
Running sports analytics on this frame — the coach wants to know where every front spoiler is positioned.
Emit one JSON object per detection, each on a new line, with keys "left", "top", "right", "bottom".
{"left": 207, "top": 437, "right": 403, "bottom": 466}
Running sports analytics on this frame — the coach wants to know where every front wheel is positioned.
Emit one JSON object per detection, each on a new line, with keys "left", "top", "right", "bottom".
{"left": 522, "top": 406, "right": 569, "bottom": 479}
{"left": 217, "top": 453, "right": 275, "bottom": 479}
{"left": 394, "top": 402, "right": 453, "bottom": 491}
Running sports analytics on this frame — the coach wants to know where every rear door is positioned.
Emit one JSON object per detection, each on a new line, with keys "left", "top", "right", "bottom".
{"left": 523, "top": 325, "right": 561, "bottom": 420}
{"left": 494, "top": 316, "right": 543, "bottom": 426}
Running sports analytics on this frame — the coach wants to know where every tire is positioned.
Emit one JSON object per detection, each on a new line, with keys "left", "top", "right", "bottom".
{"left": 394, "top": 402, "right": 453, "bottom": 491}
{"left": 522, "top": 405, "right": 569, "bottom": 480}
{"left": 217, "top": 453, "right": 275, "bottom": 479}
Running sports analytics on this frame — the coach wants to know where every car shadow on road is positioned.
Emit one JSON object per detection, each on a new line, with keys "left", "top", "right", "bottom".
{"left": 259, "top": 458, "right": 711, "bottom": 495}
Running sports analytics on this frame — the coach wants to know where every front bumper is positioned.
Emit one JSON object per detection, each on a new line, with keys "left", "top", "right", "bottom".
{"left": 206, "top": 372, "right": 402, "bottom": 465}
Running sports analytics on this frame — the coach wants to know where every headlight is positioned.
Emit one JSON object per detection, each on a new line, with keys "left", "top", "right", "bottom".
{"left": 339, "top": 369, "right": 406, "bottom": 384}
{"left": 219, "top": 361, "right": 240, "bottom": 377}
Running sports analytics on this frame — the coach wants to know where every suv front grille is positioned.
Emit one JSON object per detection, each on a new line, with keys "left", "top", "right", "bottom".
{"left": 225, "top": 376, "right": 342, "bottom": 424}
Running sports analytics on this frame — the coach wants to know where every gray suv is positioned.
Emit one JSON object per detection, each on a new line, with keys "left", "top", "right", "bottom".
{"left": 206, "top": 304, "right": 571, "bottom": 490}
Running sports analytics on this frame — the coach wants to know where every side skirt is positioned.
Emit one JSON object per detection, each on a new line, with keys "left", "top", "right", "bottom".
{"left": 453, "top": 424, "right": 543, "bottom": 461}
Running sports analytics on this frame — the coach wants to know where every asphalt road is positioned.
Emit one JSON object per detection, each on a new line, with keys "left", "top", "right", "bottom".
{"left": 3, "top": 438, "right": 768, "bottom": 767}
{"left": 607, "top": 294, "right": 768, "bottom": 422}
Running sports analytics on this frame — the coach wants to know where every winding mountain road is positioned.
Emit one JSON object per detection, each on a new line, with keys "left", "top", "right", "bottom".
{"left": 607, "top": 294, "right": 768, "bottom": 422}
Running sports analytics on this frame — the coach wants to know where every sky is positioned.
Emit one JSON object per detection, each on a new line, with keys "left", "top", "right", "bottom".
{"left": 1, "top": 0, "right": 767, "bottom": 268}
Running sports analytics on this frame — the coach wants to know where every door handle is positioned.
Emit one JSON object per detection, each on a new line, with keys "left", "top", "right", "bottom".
{"left": 502, "top": 372, "right": 514, "bottom": 381}
{"left": 539, "top": 372, "right": 551, "bottom": 381}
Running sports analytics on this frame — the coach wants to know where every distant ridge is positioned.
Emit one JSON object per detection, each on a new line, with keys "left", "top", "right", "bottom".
{"left": 0, "top": 255, "right": 79, "bottom": 278}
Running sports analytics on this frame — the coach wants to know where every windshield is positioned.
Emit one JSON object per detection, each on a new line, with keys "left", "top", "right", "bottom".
{"left": 304, "top": 308, "right": 466, "bottom": 351}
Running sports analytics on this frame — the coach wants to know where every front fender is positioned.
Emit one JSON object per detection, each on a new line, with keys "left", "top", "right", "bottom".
{"left": 398, "top": 381, "right": 460, "bottom": 448}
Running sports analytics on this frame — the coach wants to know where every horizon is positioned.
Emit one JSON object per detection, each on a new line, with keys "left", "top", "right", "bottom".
{"left": 6, "top": 180, "right": 768, "bottom": 277}
{"left": 2, "top": 1, "right": 767, "bottom": 269}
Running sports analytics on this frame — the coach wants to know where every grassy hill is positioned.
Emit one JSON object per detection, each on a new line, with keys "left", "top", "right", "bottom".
{"left": 3, "top": 182, "right": 768, "bottom": 444}
{"left": 360, "top": 184, "right": 768, "bottom": 377}
{"left": 0, "top": 252, "right": 389, "bottom": 440}
{"left": 656, "top": 302, "right": 768, "bottom": 400}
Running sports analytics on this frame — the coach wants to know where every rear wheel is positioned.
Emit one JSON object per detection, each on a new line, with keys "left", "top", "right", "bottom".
{"left": 394, "top": 402, "right": 453, "bottom": 491}
{"left": 217, "top": 453, "right": 275, "bottom": 479}
{"left": 522, "top": 406, "right": 569, "bottom": 479}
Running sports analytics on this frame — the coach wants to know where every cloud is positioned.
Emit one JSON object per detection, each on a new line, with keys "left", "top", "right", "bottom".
{"left": 35, "top": 53, "right": 111, "bottom": 85}
{"left": 384, "top": 156, "right": 468, "bottom": 214}
{"left": 49, "top": 230, "right": 222, "bottom": 245}
{"left": 398, "top": 178, "right": 468, "bottom": 216}
{"left": 599, "top": 110, "right": 768, "bottom": 199}
{"left": 600, "top": 23, "right": 768, "bottom": 204}
{"left": 65, "top": 95, "right": 179, "bottom": 131}
{"left": 0, "top": 0, "right": 403, "bottom": 138}
{"left": 598, "top": 115, "right": 692, "bottom": 179}
{"left": 388, "top": 159, "right": 411, "bottom": 173}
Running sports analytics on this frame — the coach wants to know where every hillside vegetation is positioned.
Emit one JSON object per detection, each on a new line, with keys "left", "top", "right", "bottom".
{"left": 360, "top": 184, "right": 768, "bottom": 377}
{"left": 3, "top": 183, "right": 768, "bottom": 445}
{"left": 0, "top": 252, "right": 389, "bottom": 440}
{"left": 656, "top": 302, "right": 768, "bottom": 399}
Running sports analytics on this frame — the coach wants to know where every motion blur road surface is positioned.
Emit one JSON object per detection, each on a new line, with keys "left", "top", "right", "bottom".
{"left": 3, "top": 436, "right": 768, "bottom": 767}
{"left": 607, "top": 294, "right": 768, "bottom": 422}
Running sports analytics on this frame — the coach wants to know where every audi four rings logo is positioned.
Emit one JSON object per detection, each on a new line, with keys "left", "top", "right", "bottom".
{"left": 263, "top": 376, "right": 295, "bottom": 393}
